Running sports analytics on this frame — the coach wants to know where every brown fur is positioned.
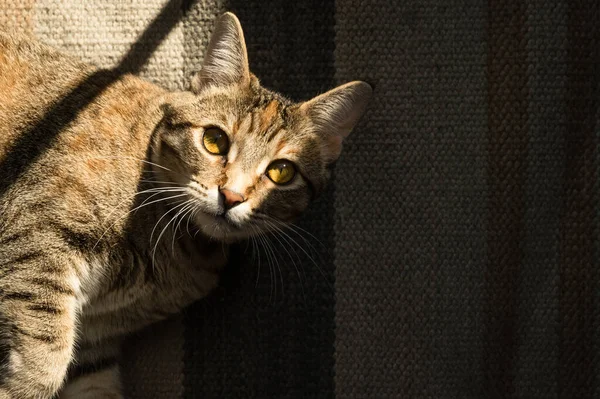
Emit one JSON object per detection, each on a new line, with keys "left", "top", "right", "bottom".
{"left": 0, "top": 12, "right": 371, "bottom": 398}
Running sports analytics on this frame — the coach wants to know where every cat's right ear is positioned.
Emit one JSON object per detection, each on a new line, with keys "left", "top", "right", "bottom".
{"left": 191, "top": 12, "right": 250, "bottom": 94}
{"left": 299, "top": 81, "right": 372, "bottom": 161}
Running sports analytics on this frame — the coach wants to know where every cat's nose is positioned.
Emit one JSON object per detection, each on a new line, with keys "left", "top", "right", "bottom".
{"left": 219, "top": 188, "right": 245, "bottom": 210}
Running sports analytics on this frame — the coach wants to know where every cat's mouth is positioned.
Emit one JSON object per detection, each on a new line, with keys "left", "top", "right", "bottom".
{"left": 213, "top": 212, "right": 240, "bottom": 229}
{"left": 192, "top": 207, "right": 249, "bottom": 242}
{"left": 183, "top": 185, "right": 257, "bottom": 242}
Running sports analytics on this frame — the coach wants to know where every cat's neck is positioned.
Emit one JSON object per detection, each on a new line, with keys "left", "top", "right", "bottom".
{"left": 124, "top": 184, "right": 230, "bottom": 272}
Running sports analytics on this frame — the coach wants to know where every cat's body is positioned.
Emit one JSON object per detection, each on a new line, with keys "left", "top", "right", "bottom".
{"left": 0, "top": 29, "right": 222, "bottom": 398}
{"left": 0, "top": 13, "right": 371, "bottom": 398}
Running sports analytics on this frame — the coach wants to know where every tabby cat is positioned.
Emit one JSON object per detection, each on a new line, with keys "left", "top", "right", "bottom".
{"left": 0, "top": 12, "right": 371, "bottom": 398}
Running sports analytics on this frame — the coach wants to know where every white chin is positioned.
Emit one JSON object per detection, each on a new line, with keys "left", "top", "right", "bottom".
{"left": 193, "top": 211, "right": 248, "bottom": 242}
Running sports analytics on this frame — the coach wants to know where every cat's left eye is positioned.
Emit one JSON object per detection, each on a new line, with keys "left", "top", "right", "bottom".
{"left": 203, "top": 127, "right": 229, "bottom": 155}
{"left": 266, "top": 160, "right": 296, "bottom": 185}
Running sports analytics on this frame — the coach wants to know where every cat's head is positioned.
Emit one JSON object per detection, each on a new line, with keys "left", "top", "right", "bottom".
{"left": 152, "top": 12, "right": 371, "bottom": 242}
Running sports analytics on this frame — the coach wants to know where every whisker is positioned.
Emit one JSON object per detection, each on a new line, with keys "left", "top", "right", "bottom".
{"left": 266, "top": 234, "right": 284, "bottom": 300}
{"left": 253, "top": 213, "right": 332, "bottom": 290}
{"left": 270, "top": 218, "right": 326, "bottom": 250}
{"left": 171, "top": 203, "right": 196, "bottom": 253}
{"left": 249, "top": 227, "right": 261, "bottom": 290}
{"left": 89, "top": 155, "right": 173, "bottom": 172}
{"left": 280, "top": 225, "right": 324, "bottom": 267}
{"left": 285, "top": 223, "right": 326, "bottom": 251}
{"left": 257, "top": 233, "right": 275, "bottom": 303}
{"left": 151, "top": 199, "right": 193, "bottom": 270}
{"left": 263, "top": 221, "right": 302, "bottom": 301}
{"left": 98, "top": 186, "right": 188, "bottom": 230}
{"left": 265, "top": 216, "right": 325, "bottom": 256}
{"left": 149, "top": 197, "right": 189, "bottom": 247}
{"left": 262, "top": 219, "right": 306, "bottom": 287}
{"left": 266, "top": 235, "right": 283, "bottom": 301}
{"left": 138, "top": 179, "right": 187, "bottom": 186}
{"left": 89, "top": 155, "right": 197, "bottom": 184}
{"left": 185, "top": 207, "right": 198, "bottom": 237}
{"left": 93, "top": 191, "right": 188, "bottom": 250}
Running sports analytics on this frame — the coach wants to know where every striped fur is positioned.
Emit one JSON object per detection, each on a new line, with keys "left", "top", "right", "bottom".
{"left": 0, "top": 12, "right": 370, "bottom": 398}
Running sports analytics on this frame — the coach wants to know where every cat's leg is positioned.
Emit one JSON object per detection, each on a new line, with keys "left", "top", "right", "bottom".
{"left": 0, "top": 248, "right": 79, "bottom": 398}
{"left": 59, "top": 338, "right": 123, "bottom": 399}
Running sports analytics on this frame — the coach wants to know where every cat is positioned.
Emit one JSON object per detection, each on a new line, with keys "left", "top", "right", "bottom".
{"left": 0, "top": 12, "right": 371, "bottom": 399}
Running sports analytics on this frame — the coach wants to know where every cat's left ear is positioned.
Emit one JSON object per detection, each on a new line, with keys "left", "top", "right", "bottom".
{"left": 299, "top": 81, "right": 372, "bottom": 160}
{"left": 191, "top": 12, "right": 250, "bottom": 93}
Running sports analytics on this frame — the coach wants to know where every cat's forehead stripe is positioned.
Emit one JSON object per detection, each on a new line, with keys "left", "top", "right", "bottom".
{"left": 248, "top": 111, "right": 256, "bottom": 134}
{"left": 260, "top": 100, "right": 279, "bottom": 132}
{"left": 232, "top": 119, "right": 240, "bottom": 135}
{"left": 276, "top": 139, "right": 290, "bottom": 153}
{"left": 266, "top": 126, "right": 285, "bottom": 143}
{"left": 238, "top": 112, "right": 253, "bottom": 135}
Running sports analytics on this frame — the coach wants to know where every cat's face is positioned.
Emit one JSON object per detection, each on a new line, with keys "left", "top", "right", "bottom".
{"left": 151, "top": 13, "right": 371, "bottom": 242}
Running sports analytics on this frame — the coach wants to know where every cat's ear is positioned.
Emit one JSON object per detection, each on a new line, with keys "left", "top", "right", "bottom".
{"left": 191, "top": 12, "right": 250, "bottom": 93}
{"left": 299, "top": 81, "right": 372, "bottom": 160}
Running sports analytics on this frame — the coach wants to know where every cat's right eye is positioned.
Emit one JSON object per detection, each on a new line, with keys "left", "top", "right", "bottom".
{"left": 202, "top": 127, "right": 230, "bottom": 155}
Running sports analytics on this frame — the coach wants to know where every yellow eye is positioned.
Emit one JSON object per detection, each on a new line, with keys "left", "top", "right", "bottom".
{"left": 266, "top": 160, "right": 296, "bottom": 185}
{"left": 202, "top": 127, "right": 229, "bottom": 155}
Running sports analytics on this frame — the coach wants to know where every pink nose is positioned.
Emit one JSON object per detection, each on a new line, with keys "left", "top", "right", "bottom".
{"left": 219, "top": 188, "right": 245, "bottom": 210}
